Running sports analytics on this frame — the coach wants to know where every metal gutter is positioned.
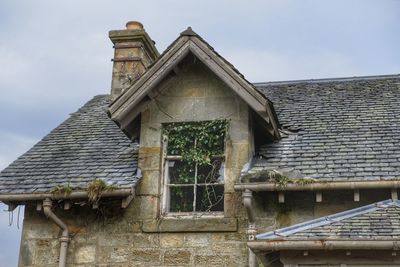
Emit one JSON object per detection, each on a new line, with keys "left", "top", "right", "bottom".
{"left": 234, "top": 180, "right": 400, "bottom": 192}
{"left": 248, "top": 240, "right": 400, "bottom": 252}
{"left": 0, "top": 188, "right": 133, "bottom": 202}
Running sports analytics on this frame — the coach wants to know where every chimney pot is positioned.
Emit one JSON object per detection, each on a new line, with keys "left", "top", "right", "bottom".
{"left": 126, "top": 21, "right": 144, "bottom": 30}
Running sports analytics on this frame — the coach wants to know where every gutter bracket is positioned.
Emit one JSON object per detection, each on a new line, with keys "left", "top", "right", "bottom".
{"left": 121, "top": 187, "right": 136, "bottom": 208}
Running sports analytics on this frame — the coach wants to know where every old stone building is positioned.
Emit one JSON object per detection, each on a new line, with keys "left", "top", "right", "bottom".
{"left": 1, "top": 21, "right": 400, "bottom": 266}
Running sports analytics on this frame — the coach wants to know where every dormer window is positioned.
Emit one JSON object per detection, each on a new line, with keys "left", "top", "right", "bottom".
{"left": 161, "top": 120, "right": 228, "bottom": 215}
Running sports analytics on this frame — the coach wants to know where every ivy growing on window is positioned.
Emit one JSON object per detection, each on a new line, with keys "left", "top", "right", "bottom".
{"left": 163, "top": 119, "right": 229, "bottom": 213}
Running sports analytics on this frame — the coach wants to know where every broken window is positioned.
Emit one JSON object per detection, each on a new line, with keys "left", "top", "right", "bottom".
{"left": 162, "top": 120, "right": 227, "bottom": 214}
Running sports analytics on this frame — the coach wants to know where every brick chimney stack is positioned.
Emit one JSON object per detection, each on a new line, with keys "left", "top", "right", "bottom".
{"left": 109, "top": 21, "right": 159, "bottom": 100}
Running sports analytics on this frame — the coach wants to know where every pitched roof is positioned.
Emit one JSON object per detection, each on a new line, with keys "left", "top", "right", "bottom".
{"left": 245, "top": 75, "right": 400, "bottom": 182}
{"left": 0, "top": 95, "right": 140, "bottom": 194}
{"left": 257, "top": 199, "right": 400, "bottom": 241}
{"left": 108, "top": 27, "right": 280, "bottom": 139}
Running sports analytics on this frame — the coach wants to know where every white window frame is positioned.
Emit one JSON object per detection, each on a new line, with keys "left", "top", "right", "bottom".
{"left": 161, "top": 135, "right": 225, "bottom": 217}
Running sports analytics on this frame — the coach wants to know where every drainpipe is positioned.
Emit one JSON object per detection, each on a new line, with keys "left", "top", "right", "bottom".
{"left": 43, "top": 198, "right": 70, "bottom": 267}
{"left": 242, "top": 189, "right": 258, "bottom": 267}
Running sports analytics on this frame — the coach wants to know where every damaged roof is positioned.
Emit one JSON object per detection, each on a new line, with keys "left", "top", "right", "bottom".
{"left": 257, "top": 199, "right": 400, "bottom": 241}
{"left": 0, "top": 95, "right": 140, "bottom": 194}
{"left": 247, "top": 75, "right": 400, "bottom": 182}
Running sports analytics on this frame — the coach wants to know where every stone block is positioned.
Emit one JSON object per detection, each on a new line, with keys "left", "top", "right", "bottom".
{"left": 211, "top": 241, "right": 247, "bottom": 254}
{"left": 23, "top": 221, "right": 60, "bottom": 239}
{"left": 110, "top": 247, "right": 129, "bottom": 262}
{"left": 160, "top": 234, "right": 184, "bottom": 248}
{"left": 138, "top": 195, "right": 159, "bottom": 219}
{"left": 32, "top": 239, "right": 59, "bottom": 265}
{"left": 139, "top": 124, "right": 162, "bottom": 147}
{"left": 98, "top": 234, "right": 130, "bottom": 247}
{"left": 229, "top": 119, "right": 249, "bottom": 143}
{"left": 74, "top": 244, "right": 96, "bottom": 264}
{"left": 194, "top": 254, "right": 243, "bottom": 266}
{"left": 211, "top": 232, "right": 246, "bottom": 243}
{"left": 138, "top": 147, "right": 161, "bottom": 170}
{"left": 224, "top": 192, "right": 241, "bottom": 217}
{"left": 131, "top": 233, "right": 159, "bottom": 248}
{"left": 163, "top": 250, "right": 191, "bottom": 265}
{"left": 223, "top": 168, "right": 241, "bottom": 193}
{"left": 130, "top": 249, "right": 160, "bottom": 264}
{"left": 225, "top": 143, "right": 250, "bottom": 170}
{"left": 184, "top": 233, "right": 210, "bottom": 247}
{"left": 136, "top": 170, "right": 160, "bottom": 195}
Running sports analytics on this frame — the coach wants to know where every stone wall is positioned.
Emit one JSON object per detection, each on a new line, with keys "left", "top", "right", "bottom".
{"left": 18, "top": 59, "right": 252, "bottom": 266}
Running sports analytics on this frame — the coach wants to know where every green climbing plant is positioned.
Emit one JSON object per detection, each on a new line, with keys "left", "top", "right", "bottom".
{"left": 163, "top": 119, "right": 229, "bottom": 212}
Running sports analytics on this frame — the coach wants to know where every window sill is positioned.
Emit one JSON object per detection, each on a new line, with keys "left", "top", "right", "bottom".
{"left": 142, "top": 217, "right": 238, "bottom": 233}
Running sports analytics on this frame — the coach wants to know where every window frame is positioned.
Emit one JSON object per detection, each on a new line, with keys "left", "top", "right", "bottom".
{"left": 161, "top": 130, "right": 226, "bottom": 217}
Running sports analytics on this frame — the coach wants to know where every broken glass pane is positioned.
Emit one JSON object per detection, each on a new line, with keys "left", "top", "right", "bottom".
{"left": 195, "top": 185, "right": 224, "bottom": 212}
{"left": 197, "top": 160, "right": 224, "bottom": 184}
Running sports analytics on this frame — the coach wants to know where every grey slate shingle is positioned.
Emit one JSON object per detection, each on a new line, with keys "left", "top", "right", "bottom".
{"left": 257, "top": 199, "right": 400, "bottom": 241}
{"left": 0, "top": 95, "right": 140, "bottom": 194}
{"left": 250, "top": 75, "right": 400, "bottom": 181}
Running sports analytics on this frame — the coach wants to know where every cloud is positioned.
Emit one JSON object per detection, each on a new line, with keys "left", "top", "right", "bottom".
{"left": 224, "top": 48, "right": 361, "bottom": 82}
{"left": 0, "top": 132, "right": 38, "bottom": 170}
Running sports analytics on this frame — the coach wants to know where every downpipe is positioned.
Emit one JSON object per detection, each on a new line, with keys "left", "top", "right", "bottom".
{"left": 242, "top": 189, "right": 258, "bottom": 267}
{"left": 43, "top": 198, "right": 70, "bottom": 267}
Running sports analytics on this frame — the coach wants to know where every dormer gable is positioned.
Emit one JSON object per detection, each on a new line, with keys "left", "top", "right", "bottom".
{"left": 108, "top": 27, "right": 280, "bottom": 140}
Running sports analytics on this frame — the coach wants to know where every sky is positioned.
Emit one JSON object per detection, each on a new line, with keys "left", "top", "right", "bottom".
{"left": 0, "top": 0, "right": 399, "bottom": 265}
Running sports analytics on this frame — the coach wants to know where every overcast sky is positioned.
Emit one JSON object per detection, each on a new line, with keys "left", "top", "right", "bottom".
{"left": 0, "top": 0, "right": 399, "bottom": 265}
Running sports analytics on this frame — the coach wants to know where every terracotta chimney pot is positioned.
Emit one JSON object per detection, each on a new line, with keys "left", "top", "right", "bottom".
{"left": 126, "top": 21, "right": 143, "bottom": 30}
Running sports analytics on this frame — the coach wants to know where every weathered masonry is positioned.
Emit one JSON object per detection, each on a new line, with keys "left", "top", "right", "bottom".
{"left": 1, "top": 21, "right": 400, "bottom": 267}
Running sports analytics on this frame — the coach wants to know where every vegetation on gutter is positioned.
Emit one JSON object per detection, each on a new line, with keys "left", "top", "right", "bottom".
{"left": 241, "top": 169, "right": 317, "bottom": 188}
{"left": 86, "top": 179, "right": 116, "bottom": 204}
{"left": 51, "top": 184, "right": 73, "bottom": 196}
{"left": 50, "top": 178, "right": 116, "bottom": 204}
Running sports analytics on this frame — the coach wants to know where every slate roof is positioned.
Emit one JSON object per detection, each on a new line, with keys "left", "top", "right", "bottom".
{"left": 0, "top": 95, "right": 140, "bottom": 194}
{"left": 257, "top": 199, "right": 400, "bottom": 241}
{"left": 247, "top": 75, "right": 400, "bottom": 182}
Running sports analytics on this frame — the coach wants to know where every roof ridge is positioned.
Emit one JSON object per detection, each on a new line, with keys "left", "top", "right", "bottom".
{"left": 253, "top": 74, "right": 400, "bottom": 86}
{"left": 257, "top": 199, "right": 398, "bottom": 240}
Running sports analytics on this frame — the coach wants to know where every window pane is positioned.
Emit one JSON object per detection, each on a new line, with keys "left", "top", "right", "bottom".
{"left": 197, "top": 160, "right": 224, "bottom": 184}
{"left": 195, "top": 185, "right": 224, "bottom": 212}
{"left": 169, "top": 186, "right": 194, "bottom": 212}
{"left": 169, "top": 161, "right": 195, "bottom": 184}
